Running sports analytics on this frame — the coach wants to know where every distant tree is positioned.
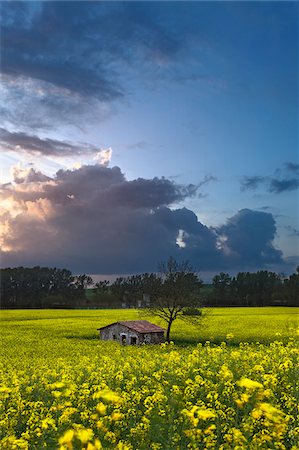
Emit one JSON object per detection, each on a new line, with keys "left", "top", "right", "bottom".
{"left": 48, "top": 268, "right": 75, "bottom": 297}
{"left": 0, "top": 267, "right": 91, "bottom": 308}
{"left": 110, "top": 273, "right": 161, "bottom": 308}
{"left": 212, "top": 272, "right": 232, "bottom": 306}
{"left": 143, "top": 257, "right": 203, "bottom": 342}
{"left": 230, "top": 271, "right": 282, "bottom": 306}
{"left": 91, "top": 280, "right": 117, "bottom": 308}
{"left": 73, "top": 274, "right": 94, "bottom": 290}
{"left": 254, "top": 270, "right": 282, "bottom": 306}
{"left": 110, "top": 277, "right": 130, "bottom": 305}
{"left": 94, "top": 280, "right": 110, "bottom": 293}
{"left": 282, "top": 266, "right": 299, "bottom": 306}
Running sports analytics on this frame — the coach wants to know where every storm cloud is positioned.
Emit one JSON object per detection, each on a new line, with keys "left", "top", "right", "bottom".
{"left": 0, "top": 163, "right": 284, "bottom": 274}
{"left": 217, "top": 209, "right": 282, "bottom": 267}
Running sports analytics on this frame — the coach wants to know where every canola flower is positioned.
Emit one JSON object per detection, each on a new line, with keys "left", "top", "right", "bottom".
{"left": 0, "top": 309, "right": 298, "bottom": 449}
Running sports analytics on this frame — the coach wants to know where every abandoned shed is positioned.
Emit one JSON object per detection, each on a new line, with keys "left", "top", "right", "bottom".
{"left": 98, "top": 320, "right": 165, "bottom": 345}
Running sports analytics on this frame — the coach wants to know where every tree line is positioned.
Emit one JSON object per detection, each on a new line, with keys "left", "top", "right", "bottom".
{"left": 210, "top": 268, "right": 298, "bottom": 307}
{"left": 0, "top": 263, "right": 298, "bottom": 310}
{"left": 0, "top": 267, "right": 93, "bottom": 309}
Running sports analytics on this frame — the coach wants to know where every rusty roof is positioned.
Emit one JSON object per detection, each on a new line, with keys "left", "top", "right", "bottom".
{"left": 98, "top": 320, "right": 165, "bottom": 333}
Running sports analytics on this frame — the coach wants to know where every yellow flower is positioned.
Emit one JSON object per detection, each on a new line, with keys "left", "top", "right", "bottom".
{"left": 182, "top": 405, "right": 216, "bottom": 426}
{"left": 171, "top": 384, "right": 180, "bottom": 394}
{"left": 204, "top": 425, "right": 216, "bottom": 434}
{"left": 41, "top": 417, "right": 56, "bottom": 430}
{"left": 197, "top": 409, "right": 216, "bottom": 420}
{"left": 235, "top": 393, "right": 250, "bottom": 408}
{"left": 111, "top": 412, "right": 123, "bottom": 421}
{"left": 52, "top": 390, "right": 63, "bottom": 398}
{"left": 238, "top": 378, "right": 263, "bottom": 390}
{"left": 259, "top": 402, "right": 284, "bottom": 420}
{"left": 96, "top": 402, "right": 107, "bottom": 415}
{"left": 226, "top": 333, "right": 234, "bottom": 340}
{"left": 76, "top": 428, "right": 94, "bottom": 444}
{"left": 58, "top": 429, "right": 74, "bottom": 445}
{"left": 219, "top": 364, "right": 233, "bottom": 380}
{"left": 98, "top": 389, "right": 122, "bottom": 404}
{"left": 116, "top": 442, "right": 133, "bottom": 450}
{"left": 86, "top": 440, "right": 102, "bottom": 450}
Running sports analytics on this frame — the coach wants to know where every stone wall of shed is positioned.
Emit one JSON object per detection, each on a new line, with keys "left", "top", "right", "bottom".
{"left": 142, "top": 332, "right": 164, "bottom": 344}
{"left": 100, "top": 323, "right": 141, "bottom": 344}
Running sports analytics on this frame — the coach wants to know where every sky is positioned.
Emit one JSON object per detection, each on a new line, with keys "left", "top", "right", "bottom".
{"left": 0, "top": 1, "right": 298, "bottom": 281}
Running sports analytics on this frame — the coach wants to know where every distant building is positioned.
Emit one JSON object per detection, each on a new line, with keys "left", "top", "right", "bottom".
{"left": 97, "top": 320, "right": 165, "bottom": 345}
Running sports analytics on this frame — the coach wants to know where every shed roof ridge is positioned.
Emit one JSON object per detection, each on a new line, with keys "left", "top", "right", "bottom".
{"left": 98, "top": 319, "right": 165, "bottom": 333}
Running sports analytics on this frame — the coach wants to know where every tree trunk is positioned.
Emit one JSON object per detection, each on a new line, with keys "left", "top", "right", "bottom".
{"left": 166, "top": 319, "right": 173, "bottom": 342}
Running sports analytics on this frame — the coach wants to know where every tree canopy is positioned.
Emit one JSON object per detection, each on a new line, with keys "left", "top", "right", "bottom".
{"left": 143, "top": 257, "right": 203, "bottom": 341}
{"left": 0, "top": 267, "right": 92, "bottom": 308}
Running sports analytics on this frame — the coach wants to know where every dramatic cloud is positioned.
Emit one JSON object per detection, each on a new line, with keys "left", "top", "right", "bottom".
{"left": 1, "top": 1, "right": 226, "bottom": 132}
{"left": 0, "top": 163, "right": 284, "bottom": 274}
{"left": 241, "top": 163, "right": 299, "bottom": 194}
{"left": 1, "top": 2, "right": 122, "bottom": 101}
{"left": 0, "top": 1, "right": 188, "bottom": 130}
{"left": 217, "top": 209, "right": 283, "bottom": 267}
{"left": 0, "top": 128, "right": 98, "bottom": 157}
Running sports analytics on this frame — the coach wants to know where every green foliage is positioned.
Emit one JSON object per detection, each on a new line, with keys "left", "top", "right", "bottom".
{"left": 0, "top": 266, "right": 76, "bottom": 308}
{"left": 282, "top": 266, "right": 299, "bottom": 306}
{"left": 210, "top": 269, "right": 298, "bottom": 307}
{"left": 110, "top": 273, "right": 161, "bottom": 308}
{"left": 182, "top": 307, "right": 202, "bottom": 316}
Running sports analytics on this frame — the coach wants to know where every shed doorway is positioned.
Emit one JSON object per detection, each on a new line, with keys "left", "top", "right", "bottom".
{"left": 130, "top": 336, "right": 137, "bottom": 345}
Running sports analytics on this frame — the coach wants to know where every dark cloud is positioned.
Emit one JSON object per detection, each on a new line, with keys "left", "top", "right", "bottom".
{"left": 0, "top": 128, "right": 97, "bottom": 157}
{"left": 0, "top": 2, "right": 215, "bottom": 131}
{"left": 1, "top": 2, "right": 122, "bottom": 101}
{"left": 269, "top": 178, "right": 299, "bottom": 193}
{"left": 218, "top": 208, "right": 282, "bottom": 267}
{"left": 0, "top": 1, "right": 184, "bottom": 130}
{"left": 240, "top": 176, "right": 267, "bottom": 191}
{"left": 0, "top": 163, "right": 216, "bottom": 272}
{"left": 241, "top": 163, "right": 299, "bottom": 194}
{"left": 102, "top": 178, "right": 199, "bottom": 208}
{"left": 0, "top": 163, "right": 285, "bottom": 274}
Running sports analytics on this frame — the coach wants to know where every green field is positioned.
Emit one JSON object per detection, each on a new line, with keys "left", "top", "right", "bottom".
{"left": 0, "top": 308, "right": 298, "bottom": 449}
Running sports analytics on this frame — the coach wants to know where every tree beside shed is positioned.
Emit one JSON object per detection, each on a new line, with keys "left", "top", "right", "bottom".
{"left": 97, "top": 320, "right": 165, "bottom": 345}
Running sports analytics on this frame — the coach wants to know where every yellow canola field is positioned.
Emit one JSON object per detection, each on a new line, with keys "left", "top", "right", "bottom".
{"left": 0, "top": 309, "right": 298, "bottom": 449}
